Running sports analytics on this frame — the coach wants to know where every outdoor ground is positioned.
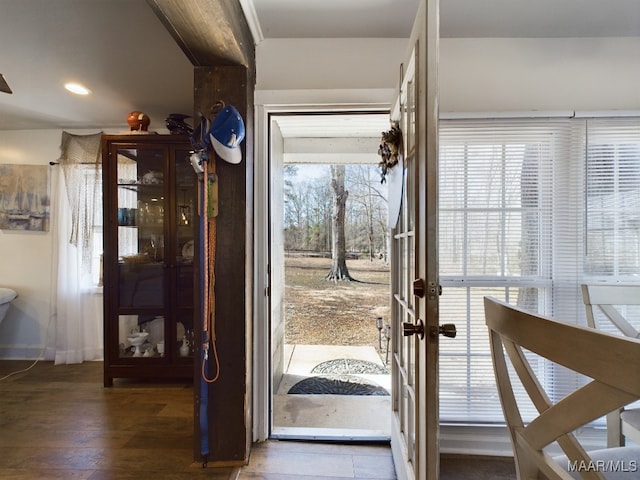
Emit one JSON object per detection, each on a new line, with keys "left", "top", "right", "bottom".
{"left": 285, "top": 256, "right": 391, "bottom": 349}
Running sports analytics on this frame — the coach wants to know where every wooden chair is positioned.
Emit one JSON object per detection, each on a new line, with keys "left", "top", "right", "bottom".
{"left": 484, "top": 296, "right": 640, "bottom": 479}
{"left": 581, "top": 284, "right": 640, "bottom": 447}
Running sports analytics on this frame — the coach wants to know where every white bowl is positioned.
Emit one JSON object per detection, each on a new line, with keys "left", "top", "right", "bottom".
{"left": 127, "top": 331, "right": 149, "bottom": 347}
{"left": 127, "top": 331, "right": 149, "bottom": 357}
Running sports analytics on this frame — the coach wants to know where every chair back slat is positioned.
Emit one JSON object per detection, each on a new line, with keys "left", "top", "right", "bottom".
{"left": 484, "top": 296, "right": 640, "bottom": 480}
{"left": 581, "top": 284, "right": 640, "bottom": 449}
{"left": 582, "top": 284, "right": 640, "bottom": 338}
{"left": 485, "top": 298, "right": 640, "bottom": 397}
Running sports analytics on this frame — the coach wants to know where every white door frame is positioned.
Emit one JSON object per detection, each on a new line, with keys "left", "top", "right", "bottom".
{"left": 252, "top": 89, "right": 395, "bottom": 441}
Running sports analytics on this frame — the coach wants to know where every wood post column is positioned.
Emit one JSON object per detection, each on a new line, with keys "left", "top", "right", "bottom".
{"left": 193, "top": 64, "right": 254, "bottom": 466}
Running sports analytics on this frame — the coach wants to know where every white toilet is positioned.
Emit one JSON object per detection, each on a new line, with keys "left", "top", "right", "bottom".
{"left": 0, "top": 288, "right": 18, "bottom": 324}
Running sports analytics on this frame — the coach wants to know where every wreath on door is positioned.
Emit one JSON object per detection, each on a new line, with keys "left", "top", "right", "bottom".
{"left": 377, "top": 122, "right": 403, "bottom": 183}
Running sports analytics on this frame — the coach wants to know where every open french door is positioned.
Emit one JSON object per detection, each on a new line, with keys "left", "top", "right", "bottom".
{"left": 390, "top": 1, "right": 447, "bottom": 479}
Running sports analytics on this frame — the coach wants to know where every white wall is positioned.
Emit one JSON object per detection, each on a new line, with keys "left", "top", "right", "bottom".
{"left": 440, "top": 37, "right": 640, "bottom": 113}
{"left": 0, "top": 130, "right": 65, "bottom": 358}
{"left": 257, "top": 38, "right": 410, "bottom": 92}
{"left": 257, "top": 36, "right": 640, "bottom": 113}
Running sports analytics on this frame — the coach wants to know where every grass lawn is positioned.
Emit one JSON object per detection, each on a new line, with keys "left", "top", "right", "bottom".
{"left": 284, "top": 256, "right": 390, "bottom": 347}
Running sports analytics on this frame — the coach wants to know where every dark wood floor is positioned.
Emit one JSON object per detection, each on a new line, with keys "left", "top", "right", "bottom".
{"left": 441, "top": 454, "right": 516, "bottom": 479}
{"left": 0, "top": 360, "right": 235, "bottom": 480}
{"left": 0, "top": 360, "right": 516, "bottom": 479}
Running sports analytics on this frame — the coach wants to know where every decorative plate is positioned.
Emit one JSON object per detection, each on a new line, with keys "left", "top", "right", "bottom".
{"left": 182, "top": 240, "right": 194, "bottom": 260}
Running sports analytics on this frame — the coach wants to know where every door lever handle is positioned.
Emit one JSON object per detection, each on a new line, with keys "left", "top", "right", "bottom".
{"left": 404, "top": 322, "right": 457, "bottom": 340}
{"left": 403, "top": 320, "right": 425, "bottom": 339}
{"left": 438, "top": 323, "right": 457, "bottom": 338}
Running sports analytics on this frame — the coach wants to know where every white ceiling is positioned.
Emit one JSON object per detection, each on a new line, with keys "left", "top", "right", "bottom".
{"left": 440, "top": 0, "right": 640, "bottom": 38}
{"left": 0, "top": 0, "right": 638, "bottom": 132}
{"left": 0, "top": 0, "right": 193, "bottom": 131}
{"left": 250, "top": 0, "right": 420, "bottom": 38}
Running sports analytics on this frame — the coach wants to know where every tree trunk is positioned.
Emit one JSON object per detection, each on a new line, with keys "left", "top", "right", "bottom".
{"left": 367, "top": 182, "right": 375, "bottom": 261}
{"left": 326, "top": 165, "right": 353, "bottom": 281}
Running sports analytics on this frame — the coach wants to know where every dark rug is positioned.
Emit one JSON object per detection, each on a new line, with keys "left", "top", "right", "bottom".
{"left": 288, "top": 374, "right": 390, "bottom": 396}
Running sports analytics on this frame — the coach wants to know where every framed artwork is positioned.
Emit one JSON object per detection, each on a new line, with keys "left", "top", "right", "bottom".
{"left": 0, "top": 164, "right": 50, "bottom": 231}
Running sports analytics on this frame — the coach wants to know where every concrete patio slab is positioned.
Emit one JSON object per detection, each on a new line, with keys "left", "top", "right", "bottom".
{"left": 273, "top": 344, "right": 391, "bottom": 439}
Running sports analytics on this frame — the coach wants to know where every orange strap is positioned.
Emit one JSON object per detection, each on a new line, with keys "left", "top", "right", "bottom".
{"left": 201, "top": 159, "right": 220, "bottom": 383}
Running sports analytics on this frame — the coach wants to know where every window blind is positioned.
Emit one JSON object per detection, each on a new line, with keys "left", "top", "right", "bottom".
{"left": 583, "top": 119, "right": 640, "bottom": 419}
{"left": 585, "top": 118, "right": 640, "bottom": 279}
{"left": 438, "top": 118, "right": 587, "bottom": 423}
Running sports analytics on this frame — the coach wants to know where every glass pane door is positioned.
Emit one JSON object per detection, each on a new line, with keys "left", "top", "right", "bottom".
{"left": 115, "top": 146, "right": 166, "bottom": 358}
{"left": 173, "top": 147, "right": 196, "bottom": 357}
{"left": 391, "top": 54, "right": 418, "bottom": 477}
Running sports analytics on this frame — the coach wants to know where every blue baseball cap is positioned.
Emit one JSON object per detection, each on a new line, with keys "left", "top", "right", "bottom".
{"left": 209, "top": 105, "right": 245, "bottom": 164}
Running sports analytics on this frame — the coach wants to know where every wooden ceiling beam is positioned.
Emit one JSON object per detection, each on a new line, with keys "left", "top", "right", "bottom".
{"left": 146, "top": 0, "right": 254, "bottom": 67}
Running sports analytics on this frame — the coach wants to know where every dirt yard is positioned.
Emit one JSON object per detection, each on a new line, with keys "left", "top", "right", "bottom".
{"left": 284, "top": 256, "right": 391, "bottom": 348}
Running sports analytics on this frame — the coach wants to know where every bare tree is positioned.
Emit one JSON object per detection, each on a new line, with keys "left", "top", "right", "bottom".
{"left": 346, "top": 165, "right": 388, "bottom": 261}
{"left": 283, "top": 164, "right": 388, "bottom": 260}
{"left": 283, "top": 166, "right": 332, "bottom": 252}
{"left": 284, "top": 179, "right": 304, "bottom": 248}
{"left": 326, "top": 165, "right": 353, "bottom": 281}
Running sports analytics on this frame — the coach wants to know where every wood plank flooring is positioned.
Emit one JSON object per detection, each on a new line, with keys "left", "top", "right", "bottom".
{"left": 237, "top": 440, "right": 396, "bottom": 479}
{"left": 0, "top": 360, "right": 235, "bottom": 480}
{"left": 0, "top": 360, "right": 516, "bottom": 479}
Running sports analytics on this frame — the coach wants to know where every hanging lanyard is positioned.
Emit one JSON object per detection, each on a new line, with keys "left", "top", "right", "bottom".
{"left": 201, "top": 158, "right": 219, "bottom": 384}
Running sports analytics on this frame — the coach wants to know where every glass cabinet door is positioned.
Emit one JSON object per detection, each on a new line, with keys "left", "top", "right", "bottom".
{"left": 115, "top": 146, "right": 167, "bottom": 358}
{"left": 173, "top": 147, "right": 196, "bottom": 357}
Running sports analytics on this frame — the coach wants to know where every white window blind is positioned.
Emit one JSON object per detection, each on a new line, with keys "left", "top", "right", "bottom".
{"left": 438, "top": 118, "right": 587, "bottom": 424}
{"left": 582, "top": 119, "right": 640, "bottom": 416}
{"left": 585, "top": 118, "right": 640, "bottom": 279}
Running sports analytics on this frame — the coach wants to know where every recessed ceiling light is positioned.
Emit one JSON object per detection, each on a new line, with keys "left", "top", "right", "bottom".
{"left": 64, "top": 82, "right": 91, "bottom": 95}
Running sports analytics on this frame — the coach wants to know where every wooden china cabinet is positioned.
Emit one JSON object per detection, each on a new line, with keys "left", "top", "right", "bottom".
{"left": 101, "top": 135, "right": 196, "bottom": 386}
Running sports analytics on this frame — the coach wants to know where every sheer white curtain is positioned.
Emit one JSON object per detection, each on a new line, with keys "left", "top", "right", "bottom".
{"left": 46, "top": 131, "right": 104, "bottom": 364}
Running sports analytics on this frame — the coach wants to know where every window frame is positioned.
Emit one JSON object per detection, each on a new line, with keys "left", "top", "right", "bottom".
{"left": 438, "top": 116, "right": 640, "bottom": 428}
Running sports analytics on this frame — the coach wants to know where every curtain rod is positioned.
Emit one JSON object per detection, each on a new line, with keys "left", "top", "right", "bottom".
{"left": 441, "top": 110, "right": 640, "bottom": 120}
{"left": 573, "top": 110, "right": 640, "bottom": 118}
{"left": 49, "top": 161, "right": 99, "bottom": 165}
{"left": 440, "top": 110, "right": 575, "bottom": 120}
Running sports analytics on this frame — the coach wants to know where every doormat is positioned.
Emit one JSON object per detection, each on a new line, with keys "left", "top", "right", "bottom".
{"left": 288, "top": 374, "right": 389, "bottom": 396}
{"left": 311, "top": 358, "right": 389, "bottom": 375}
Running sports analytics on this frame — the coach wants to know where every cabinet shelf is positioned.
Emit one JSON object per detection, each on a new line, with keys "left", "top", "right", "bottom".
{"left": 117, "top": 182, "right": 164, "bottom": 187}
